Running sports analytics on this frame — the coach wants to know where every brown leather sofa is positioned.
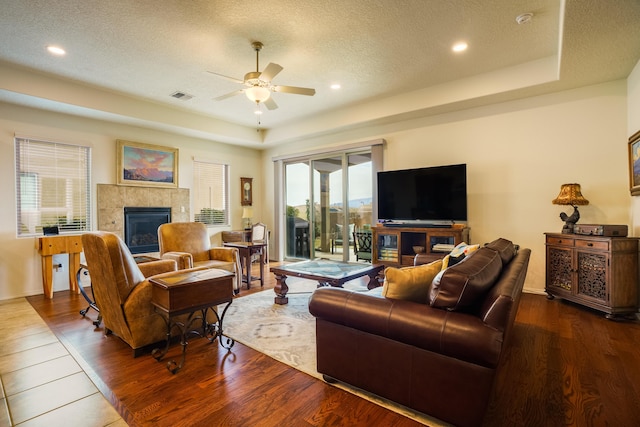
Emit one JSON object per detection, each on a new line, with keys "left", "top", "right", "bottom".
{"left": 309, "top": 238, "right": 530, "bottom": 427}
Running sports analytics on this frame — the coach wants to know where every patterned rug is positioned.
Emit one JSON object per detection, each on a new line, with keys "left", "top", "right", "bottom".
{"left": 220, "top": 278, "right": 448, "bottom": 426}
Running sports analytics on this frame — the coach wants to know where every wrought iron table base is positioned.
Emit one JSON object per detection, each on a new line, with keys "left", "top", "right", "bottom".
{"left": 152, "top": 302, "right": 234, "bottom": 374}
{"left": 76, "top": 265, "right": 102, "bottom": 327}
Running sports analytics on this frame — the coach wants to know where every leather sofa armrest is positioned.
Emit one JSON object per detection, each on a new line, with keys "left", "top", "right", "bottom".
{"left": 161, "top": 251, "right": 193, "bottom": 270}
{"left": 309, "top": 287, "right": 503, "bottom": 368}
{"left": 138, "top": 259, "right": 177, "bottom": 277}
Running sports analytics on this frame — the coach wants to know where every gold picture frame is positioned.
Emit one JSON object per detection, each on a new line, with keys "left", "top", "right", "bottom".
{"left": 116, "top": 140, "right": 178, "bottom": 188}
{"left": 628, "top": 130, "right": 640, "bottom": 196}
{"left": 241, "top": 177, "right": 253, "bottom": 206}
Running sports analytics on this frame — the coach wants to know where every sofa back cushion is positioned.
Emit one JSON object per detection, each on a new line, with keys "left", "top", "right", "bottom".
{"left": 429, "top": 247, "right": 503, "bottom": 311}
{"left": 484, "top": 238, "right": 517, "bottom": 265}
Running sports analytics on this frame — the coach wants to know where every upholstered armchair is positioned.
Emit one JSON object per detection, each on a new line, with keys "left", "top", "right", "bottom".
{"left": 158, "top": 222, "right": 242, "bottom": 292}
{"left": 81, "top": 231, "right": 209, "bottom": 356}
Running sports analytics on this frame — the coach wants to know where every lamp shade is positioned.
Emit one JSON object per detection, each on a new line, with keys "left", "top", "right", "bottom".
{"left": 552, "top": 183, "right": 589, "bottom": 206}
{"left": 245, "top": 86, "right": 271, "bottom": 103}
{"left": 242, "top": 207, "right": 254, "bottom": 219}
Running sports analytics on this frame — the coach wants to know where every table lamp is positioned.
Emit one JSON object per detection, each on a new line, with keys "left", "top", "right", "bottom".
{"left": 242, "top": 207, "right": 253, "bottom": 230}
{"left": 552, "top": 183, "right": 589, "bottom": 234}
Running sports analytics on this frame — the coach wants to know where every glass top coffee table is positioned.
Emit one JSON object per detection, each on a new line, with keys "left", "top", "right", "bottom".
{"left": 269, "top": 260, "right": 385, "bottom": 305}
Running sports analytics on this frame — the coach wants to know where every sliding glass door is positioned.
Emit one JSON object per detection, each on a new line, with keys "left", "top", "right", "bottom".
{"left": 284, "top": 150, "right": 372, "bottom": 262}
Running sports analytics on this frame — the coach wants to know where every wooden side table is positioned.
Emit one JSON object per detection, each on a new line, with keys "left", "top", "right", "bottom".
{"left": 150, "top": 268, "right": 235, "bottom": 374}
{"left": 37, "top": 235, "right": 83, "bottom": 298}
{"left": 223, "top": 241, "right": 266, "bottom": 289}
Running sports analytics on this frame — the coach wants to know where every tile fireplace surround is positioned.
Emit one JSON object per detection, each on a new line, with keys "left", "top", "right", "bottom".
{"left": 97, "top": 184, "right": 189, "bottom": 240}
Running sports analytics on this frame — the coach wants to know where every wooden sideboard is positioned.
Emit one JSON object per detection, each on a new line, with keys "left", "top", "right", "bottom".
{"left": 545, "top": 232, "right": 639, "bottom": 318}
{"left": 37, "top": 235, "right": 83, "bottom": 298}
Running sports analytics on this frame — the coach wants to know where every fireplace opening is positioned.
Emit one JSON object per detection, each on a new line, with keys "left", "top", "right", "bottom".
{"left": 124, "top": 207, "right": 171, "bottom": 254}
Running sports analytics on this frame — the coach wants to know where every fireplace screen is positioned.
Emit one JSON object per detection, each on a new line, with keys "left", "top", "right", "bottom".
{"left": 124, "top": 207, "right": 171, "bottom": 254}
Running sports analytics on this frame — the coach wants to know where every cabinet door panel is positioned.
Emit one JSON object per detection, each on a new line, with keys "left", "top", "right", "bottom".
{"left": 576, "top": 251, "right": 608, "bottom": 303}
{"left": 547, "top": 247, "right": 573, "bottom": 291}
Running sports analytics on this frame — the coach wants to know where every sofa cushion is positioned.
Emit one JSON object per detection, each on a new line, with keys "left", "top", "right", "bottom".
{"left": 485, "top": 238, "right": 517, "bottom": 265}
{"left": 429, "top": 247, "right": 503, "bottom": 311}
{"left": 382, "top": 259, "right": 443, "bottom": 304}
{"left": 442, "top": 242, "right": 480, "bottom": 268}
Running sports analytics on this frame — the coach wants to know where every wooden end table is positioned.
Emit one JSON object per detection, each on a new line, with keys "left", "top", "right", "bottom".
{"left": 150, "top": 268, "right": 235, "bottom": 374}
{"left": 269, "top": 260, "right": 385, "bottom": 305}
{"left": 223, "top": 241, "right": 266, "bottom": 289}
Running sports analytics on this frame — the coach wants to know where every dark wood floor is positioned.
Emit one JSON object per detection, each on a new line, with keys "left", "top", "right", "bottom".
{"left": 27, "top": 264, "right": 640, "bottom": 427}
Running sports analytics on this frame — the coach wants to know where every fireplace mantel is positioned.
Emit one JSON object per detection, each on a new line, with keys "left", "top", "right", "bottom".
{"left": 97, "top": 184, "right": 189, "bottom": 241}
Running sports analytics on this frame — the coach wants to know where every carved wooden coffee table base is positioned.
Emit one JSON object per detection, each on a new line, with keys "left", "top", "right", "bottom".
{"left": 270, "top": 260, "right": 385, "bottom": 305}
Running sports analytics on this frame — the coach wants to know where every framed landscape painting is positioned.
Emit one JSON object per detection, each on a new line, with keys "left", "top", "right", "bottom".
{"left": 629, "top": 130, "right": 640, "bottom": 196}
{"left": 117, "top": 140, "right": 178, "bottom": 188}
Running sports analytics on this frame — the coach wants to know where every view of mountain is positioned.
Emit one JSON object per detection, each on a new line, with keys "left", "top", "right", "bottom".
{"left": 123, "top": 168, "right": 173, "bottom": 182}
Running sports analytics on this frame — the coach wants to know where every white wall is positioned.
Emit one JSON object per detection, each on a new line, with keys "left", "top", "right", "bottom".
{"left": 627, "top": 59, "right": 640, "bottom": 234}
{"left": 0, "top": 103, "right": 262, "bottom": 300}
{"left": 263, "top": 80, "right": 631, "bottom": 294}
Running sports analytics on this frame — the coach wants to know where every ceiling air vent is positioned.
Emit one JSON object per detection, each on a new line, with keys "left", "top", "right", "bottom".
{"left": 170, "top": 91, "right": 194, "bottom": 101}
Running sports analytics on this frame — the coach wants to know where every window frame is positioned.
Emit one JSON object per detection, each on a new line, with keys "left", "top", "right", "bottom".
{"left": 15, "top": 137, "right": 92, "bottom": 237}
{"left": 192, "top": 159, "right": 230, "bottom": 226}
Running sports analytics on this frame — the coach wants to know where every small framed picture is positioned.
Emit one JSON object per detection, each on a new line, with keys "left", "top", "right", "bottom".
{"left": 628, "top": 130, "right": 640, "bottom": 196}
{"left": 241, "top": 177, "right": 253, "bottom": 206}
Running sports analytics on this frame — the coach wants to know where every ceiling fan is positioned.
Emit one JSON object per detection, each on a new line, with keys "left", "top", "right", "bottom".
{"left": 209, "top": 41, "right": 316, "bottom": 110}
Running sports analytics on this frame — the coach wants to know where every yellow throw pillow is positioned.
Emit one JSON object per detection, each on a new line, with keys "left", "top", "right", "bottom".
{"left": 382, "top": 259, "right": 444, "bottom": 304}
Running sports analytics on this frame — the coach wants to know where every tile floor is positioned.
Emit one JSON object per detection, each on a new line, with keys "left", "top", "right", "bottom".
{"left": 0, "top": 298, "right": 127, "bottom": 427}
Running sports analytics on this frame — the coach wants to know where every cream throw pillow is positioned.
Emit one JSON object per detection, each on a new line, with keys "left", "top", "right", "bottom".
{"left": 382, "top": 259, "right": 444, "bottom": 304}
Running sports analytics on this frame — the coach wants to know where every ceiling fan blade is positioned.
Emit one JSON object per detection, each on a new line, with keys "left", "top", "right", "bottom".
{"left": 213, "top": 89, "right": 244, "bottom": 101}
{"left": 260, "top": 63, "right": 283, "bottom": 82}
{"left": 274, "top": 85, "right": 316, "bottom": 96}
{"left": 264, "top": 97, "right": 278, "bottom": 110}
{"left": 206, "top": 70, "right": 244, "bottom": 84}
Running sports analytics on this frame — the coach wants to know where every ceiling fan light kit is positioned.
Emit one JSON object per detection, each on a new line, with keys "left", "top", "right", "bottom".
{"left": 209, "top": 40, "right": 316, "bottom": 112}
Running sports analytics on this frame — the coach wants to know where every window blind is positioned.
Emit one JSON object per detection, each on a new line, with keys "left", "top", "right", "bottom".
{"left": 15, "top": 137, "right": 91, "bottom": 236}
{"left": 193, "top": 160, "right": 229, "bottom": 225}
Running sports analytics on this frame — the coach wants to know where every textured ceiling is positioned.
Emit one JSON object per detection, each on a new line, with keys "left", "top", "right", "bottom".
{"left": 1, "top": 0, "right": 639, "bottom": 147}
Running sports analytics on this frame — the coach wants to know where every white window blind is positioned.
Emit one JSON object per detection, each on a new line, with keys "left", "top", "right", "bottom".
{"left": 15, "top": 137, "right": 91, "bottom": 236}
{"left": 193, "top": 160, "right": 229, "bottom": 225}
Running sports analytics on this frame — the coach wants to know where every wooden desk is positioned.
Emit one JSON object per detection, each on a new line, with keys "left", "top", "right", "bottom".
{"left": 223, "top": 241, "right": 266, "bottom": 289}
{"left": 37, "top": 235, "right": 83, "bottom": 299}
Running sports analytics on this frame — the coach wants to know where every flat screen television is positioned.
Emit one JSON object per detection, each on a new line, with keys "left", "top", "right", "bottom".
{"left": 377, "top": 163, "right": 467, "bottom": 224}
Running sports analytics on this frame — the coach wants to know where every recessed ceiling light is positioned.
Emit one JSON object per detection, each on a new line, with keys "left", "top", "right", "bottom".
{"left": 46, "top": 45, "right": 66, "bottom": 56}
{"left": 330, "top": 83, "right": 341, "bottom": 90}
{"left": 452, "top": 42, "right": 468, "bottom": 53}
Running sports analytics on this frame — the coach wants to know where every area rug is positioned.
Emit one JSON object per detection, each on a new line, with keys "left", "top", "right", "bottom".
{"left": 220, "top": 279, "right": 448, "bottom": 427}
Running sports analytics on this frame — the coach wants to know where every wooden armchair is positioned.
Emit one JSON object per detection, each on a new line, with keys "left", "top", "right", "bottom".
{"left": 158, "top": 222, "right": 242, "bottom": 292}
{"left": 81, "top": 231, "right": 208, "bottom": 356}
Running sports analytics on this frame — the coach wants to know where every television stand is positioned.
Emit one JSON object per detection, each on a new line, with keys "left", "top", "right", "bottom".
{"left": 384, "top": 222, "right": 452, "bottom": 228}
{"left": 373, "top": 224, "right": 469, "bottom": 267}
